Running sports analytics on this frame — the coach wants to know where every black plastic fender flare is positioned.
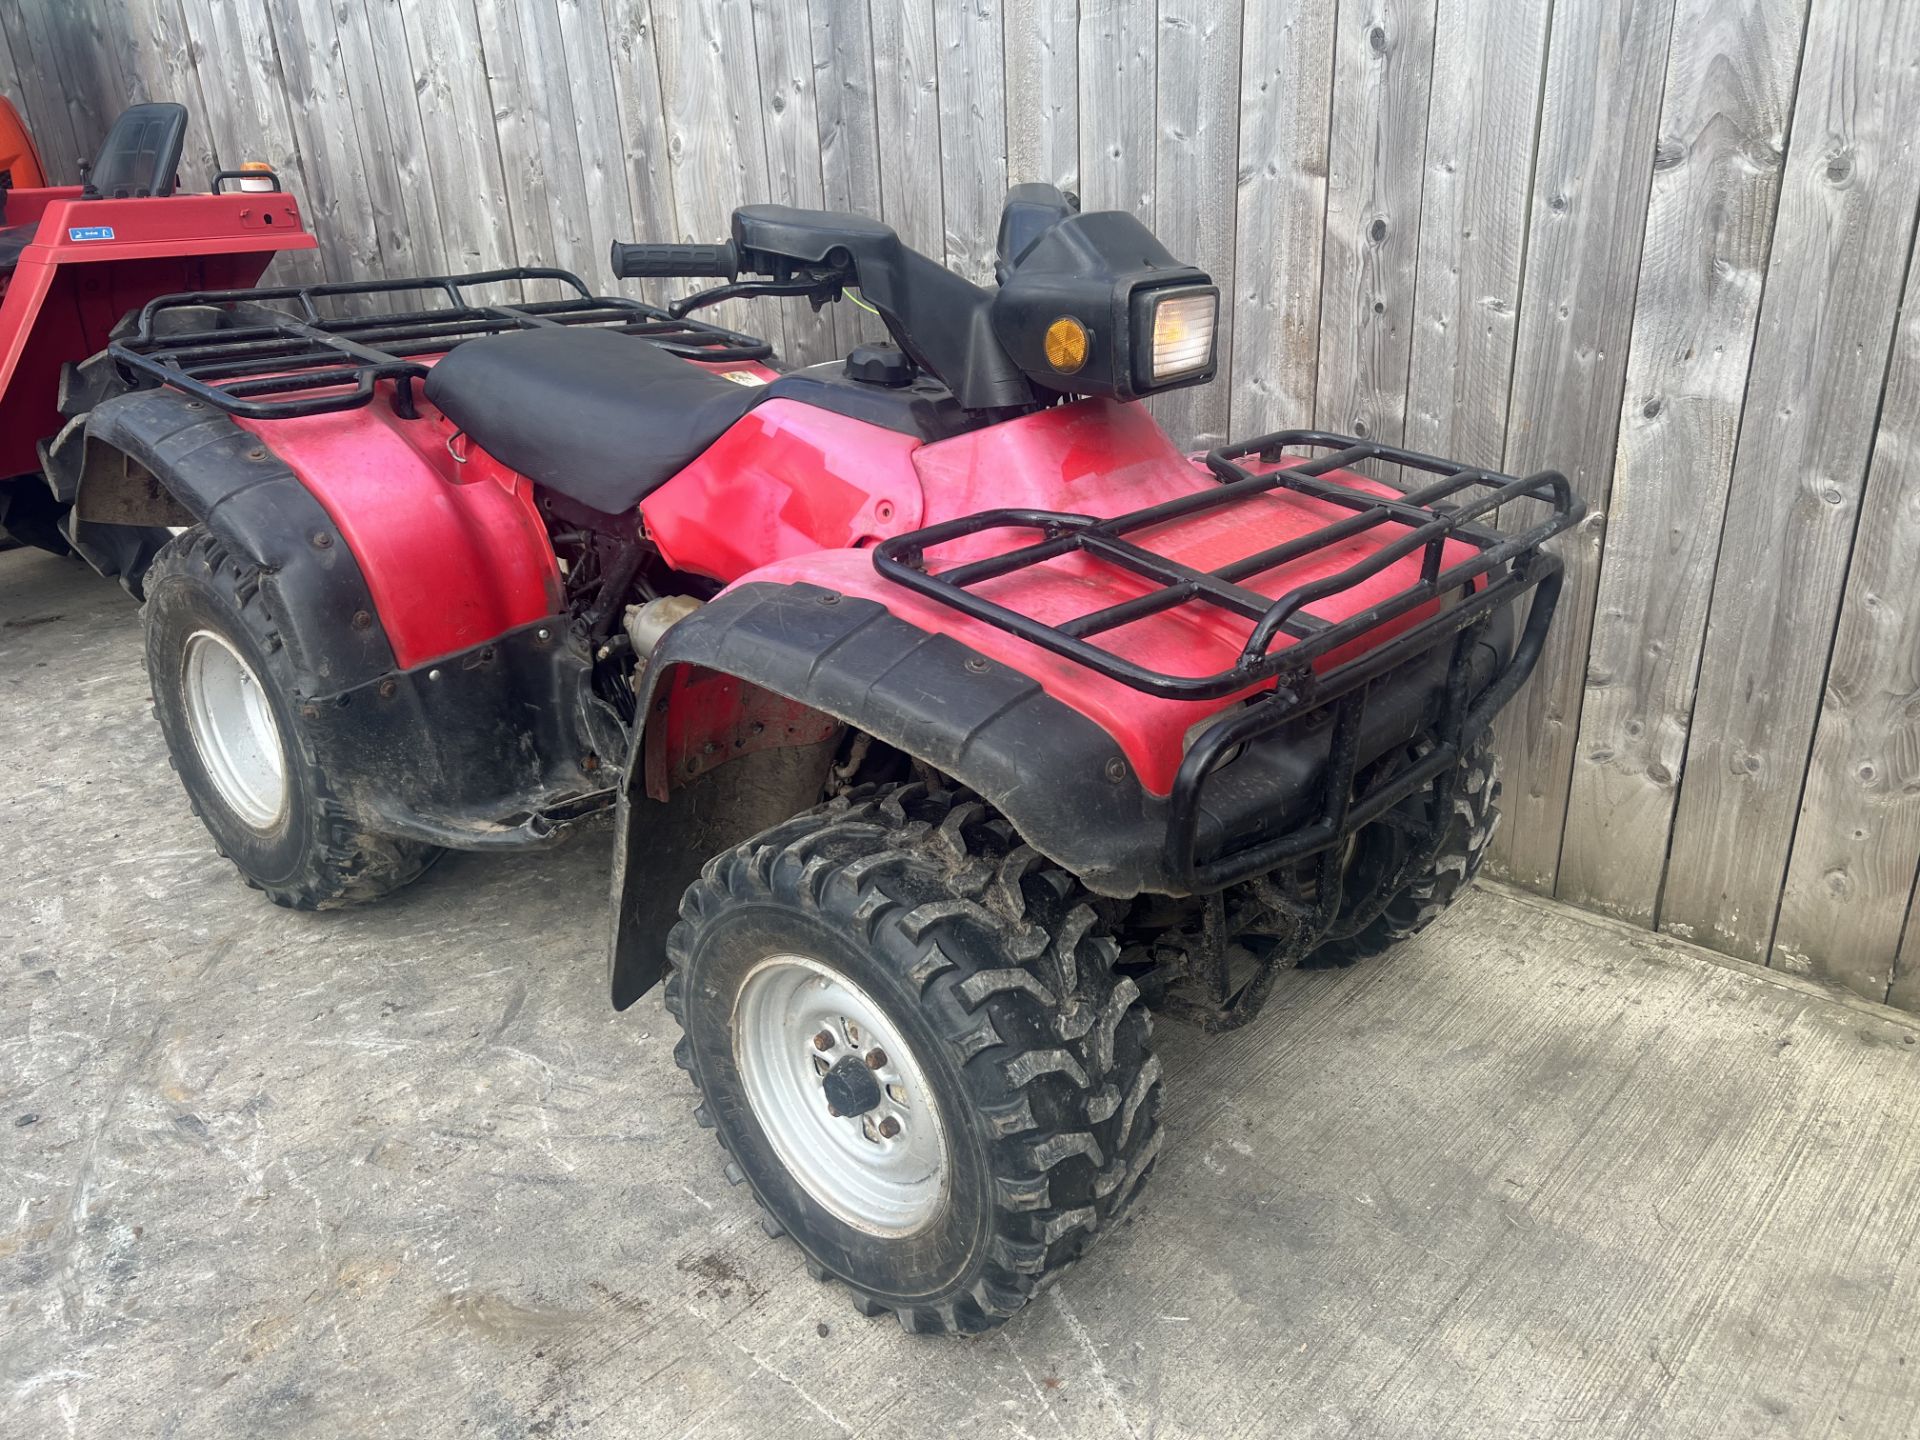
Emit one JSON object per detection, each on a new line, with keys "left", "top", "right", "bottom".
{"left": 609, "top": 580, "right": 1159, "bottom": 1009}
{"left": 81, "top": 386, "right": 396, "bottom": 692}
{"left": 608, "top": 579, "right": 1523, "bottom": 1008}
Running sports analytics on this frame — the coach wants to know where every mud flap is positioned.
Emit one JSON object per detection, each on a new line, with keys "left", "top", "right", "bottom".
{"left": 610, "top": 736, "right": 839, "bottom": 1010}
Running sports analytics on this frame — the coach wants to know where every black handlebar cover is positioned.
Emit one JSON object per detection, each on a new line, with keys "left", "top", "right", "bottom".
{"left": 609, "top": 240, "right": 739, "bottom": 279}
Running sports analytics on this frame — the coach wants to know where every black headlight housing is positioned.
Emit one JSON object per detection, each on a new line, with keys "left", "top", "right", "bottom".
{"left": 988, "top": 210, "right": 1218, "bottom": 402}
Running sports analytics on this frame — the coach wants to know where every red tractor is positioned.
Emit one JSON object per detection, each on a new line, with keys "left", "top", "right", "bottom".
{"left": 0, "top": 101, "right": 314, "bottom": 585}
{"left": 73, "top": 185, "right": 1581, "bottom": 1331}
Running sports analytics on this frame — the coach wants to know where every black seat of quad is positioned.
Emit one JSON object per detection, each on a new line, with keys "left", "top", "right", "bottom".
{"left": 424, "top": 327, "right": 764, "bottom": 514}
{"left": 82, "top": 102, "right": 188, "bottom": 199}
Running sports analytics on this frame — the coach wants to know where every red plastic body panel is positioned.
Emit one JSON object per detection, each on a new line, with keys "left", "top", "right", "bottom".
{"left": 0, "top": 186, "right": 315, "bottom": 477}
{"left": 233, "top": 397, "right": 562, "bottom": 670}
{"left": 153, "top": 338, "right": 1460, "bottom": 788}
{"left": 708, "top": 399, "right": 1476, "bottom": 795}
{"left": 640, "top": 397, "right": 924, "bottom": 578}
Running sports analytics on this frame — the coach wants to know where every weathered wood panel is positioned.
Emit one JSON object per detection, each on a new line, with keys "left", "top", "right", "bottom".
{"left": 473, "top": 0, "right": 571, "bottom": 271}
{"left": 1661, "top": 0, "right": 1920, "bottom": 962}
{"left": 1003, "top": 0, "right": 1077, "bottom": 193}
{"left": 0, "top": 18, "right": 25, "bottom": 150}
{"left": 604, "top": 0, "right": 678, "bottom": 244}
{"left": 1558, "top": 0, "right": 1808, "bottom": 925}
{"left": 809, "top": 0, "right": 885, "bottom": 353}
{"left": 263, "top": 0, "right": 387, "bottom": 301}
{"left": 752, "top": 0, "right": 838, "bottom": 362}
{"left": 1401, "top": 0, "right": 1552, "bottom": 470}
{"left": 113, "top": 0, "right": 223, "bottom": 186}
{"left": 557, "top": 0, "right": 647, "bottom": 284}
{"left": 1149, "top": 0, "right": 1242, "bottom": 449}
{"left": 867, "top": 0, "right": 943, "bottom": 258}
{"left": 10, "top": 0, "right": 1920, "bottom": 1010}
{"left": 394, "top": 0, "right": 516, "bottom": 282}
{"left": 652, "top": 0, "right": 778, "bottom": 338}
{"left": 1078, "top": 0, "right": 1156, "bottom": 222}
{"left": 1487, "top": 0, "right": 1679, "bottom": 891}
{"left": 173, "top": 0, "right": 326, "bottom": 288}
{"left": 0, "top": 1, "right": 100, "bottom": 184}
{"left": 346, "top": 0, "right": 453, "bottom": 279}
{"left": 23, "top": 0, "right": 126, "bottom": 173}
{"left": 1770, "top": 216, "right": 1920, "bottom": 993}
{"left": 1314, "top": 0, "right": 1437, "bottom": 454}
{"left": 1225, "top": 0, "right": 1335, "bottom": 439}
{"left": 933, "top": 0, "right": 1006, "bottom": 285}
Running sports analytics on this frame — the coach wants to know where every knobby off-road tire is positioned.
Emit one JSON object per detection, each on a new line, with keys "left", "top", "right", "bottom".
{"left": 1307, "top": 734, "right": 1500, "bottom": 967}
{"left": 664, "top": 779, "right": 1164, "bottom": 1335}
{"left": 142, "top": 526, "right": 439, "bottom": 909}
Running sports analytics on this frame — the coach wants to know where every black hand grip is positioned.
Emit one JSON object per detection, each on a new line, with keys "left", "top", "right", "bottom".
{"left": 609, "top": 240, "right": 739, "bottom": 280}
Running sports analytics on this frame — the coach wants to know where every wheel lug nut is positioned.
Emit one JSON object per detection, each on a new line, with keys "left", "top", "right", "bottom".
{"left": 812, "top": 1030, "right": 834, "bottom": 1051}
{"left": 864, "top": 1048, "right": 887, "bottom": 1070}
{"left": 877, "top": 1116, "right": 901, "bottom": 1139}
{"left": 826, "top": 1102, "right": 841, "bottom": 1118}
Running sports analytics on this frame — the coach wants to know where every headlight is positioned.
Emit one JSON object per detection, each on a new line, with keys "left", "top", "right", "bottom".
{"left": 1129, "top": 284, "right": 1219, "bottom": 390}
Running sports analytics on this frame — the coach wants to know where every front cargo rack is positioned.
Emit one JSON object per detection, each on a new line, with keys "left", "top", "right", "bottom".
{"left": 874, "top": 430, "right": 1586, "bottom": 899}
{"left": 107, "top": 267, "right": 773, "bottom": 421}
{"left": 872, "top": 430, "right": 1583, "bottom": 702}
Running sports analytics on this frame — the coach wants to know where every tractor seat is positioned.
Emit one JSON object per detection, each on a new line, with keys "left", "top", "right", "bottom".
{"left": 0, "top": 224, "right": 33, "bottom": 276}
{"left": 423, "top": 327, "right": 764, "bottom": 515}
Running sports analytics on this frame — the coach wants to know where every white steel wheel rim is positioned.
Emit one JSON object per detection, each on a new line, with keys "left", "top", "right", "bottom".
{"left": 181, "top": 629, "right": 288, "bottom": 831}
{"left": 733, "top": 954, "right": 951, "bottom": 1237}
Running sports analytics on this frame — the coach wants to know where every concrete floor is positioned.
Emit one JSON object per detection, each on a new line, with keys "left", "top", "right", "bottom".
{"left": 5, "top": 543, "right": 1920, "bottom": 1440}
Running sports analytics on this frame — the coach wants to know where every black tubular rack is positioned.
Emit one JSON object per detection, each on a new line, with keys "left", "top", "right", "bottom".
{"left": 873, "top": 430, "right": 1582, "bottom": 702}
{"left": 873, "top": 430, "right": 1586, "bottom": 893}
{"left": 107, "top": 267, "right": 773, "bottom": 421}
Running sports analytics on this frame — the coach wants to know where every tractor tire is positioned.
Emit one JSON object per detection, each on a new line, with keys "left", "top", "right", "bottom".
{"left": 142, "top": 526, "right": 439, "bottom": 909}
{"left": 1306, "top": 735, "right": 1500, "bottom": 968}
{"left": 664, "top": 779, "right": 1163, "bottom": 1335}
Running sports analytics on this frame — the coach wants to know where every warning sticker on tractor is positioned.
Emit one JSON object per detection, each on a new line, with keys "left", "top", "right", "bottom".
{"left": 68, "top": 225, "right": 115, "bottom": 242}
{"left": 720, "top": 371, "right": 769, "bottom": 386}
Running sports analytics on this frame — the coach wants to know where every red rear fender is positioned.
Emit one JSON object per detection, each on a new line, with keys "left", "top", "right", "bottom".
{"left": 234, "top": 401, "right": 561, "bottom": 669}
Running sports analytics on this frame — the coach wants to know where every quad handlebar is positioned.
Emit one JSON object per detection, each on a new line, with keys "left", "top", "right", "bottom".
{"left": 609, "top": 241, "right": 740, "bottom": 280}
{"left": 610, "top": 189, "right": 1216, "bottom": 412}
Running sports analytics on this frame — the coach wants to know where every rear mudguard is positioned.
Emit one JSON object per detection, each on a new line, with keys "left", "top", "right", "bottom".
{"left": 607, "top": 579, "right": 1516, "bottom": 1007}
{"left": 83, "top": 386, "right": 398, "bottom": 687}
{"left": 83, "top": 385, "right": 613, "bottom": 848}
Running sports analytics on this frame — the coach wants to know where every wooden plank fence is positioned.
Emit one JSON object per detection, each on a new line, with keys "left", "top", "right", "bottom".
{"left": 4, "top": 0, "right": 1919, "bottom": 1009}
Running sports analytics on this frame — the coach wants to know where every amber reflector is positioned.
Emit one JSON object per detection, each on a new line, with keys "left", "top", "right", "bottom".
{"left": 1043, "top": 316, "right": 1089, "bottom": 373}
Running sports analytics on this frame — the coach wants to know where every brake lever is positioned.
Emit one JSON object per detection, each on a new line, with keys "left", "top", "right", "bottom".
{"left": 667, "top": 274, "right": 847, "bottom": 320}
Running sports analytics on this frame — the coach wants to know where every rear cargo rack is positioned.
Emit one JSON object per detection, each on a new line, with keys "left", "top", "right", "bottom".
{"left": 107, "top": 267, "right": 773, "bottom": 421}
{"left": 874, "top": 429, "right": 1586, "bottom": 897}
{"left": 872, "top": 430, "right": 1582, "bottom": 702}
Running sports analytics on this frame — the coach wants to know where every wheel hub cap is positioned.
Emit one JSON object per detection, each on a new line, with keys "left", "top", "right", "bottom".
{"left": 821, "top": 1055, "right": 882, "bottom": 1118}
{"left": 733, "top": 955, "right": 950, "bottom": 1236}
{"left": 180, "top": 629, "right": 287, "bottom": 831}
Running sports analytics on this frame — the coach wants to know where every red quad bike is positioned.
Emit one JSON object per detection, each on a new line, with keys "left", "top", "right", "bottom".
{"left": 0, "top": 100, "right": 314, "bottom": 588}
{"left": 83, "top": 186, "right": 1583, "bottom": 1331}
